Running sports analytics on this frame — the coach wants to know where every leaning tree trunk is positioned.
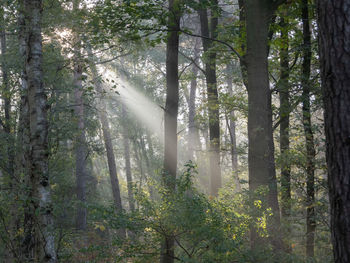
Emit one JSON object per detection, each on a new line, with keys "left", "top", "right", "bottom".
{"left": 160, "top": 0, "right": 181, "bottom": 262}
{"left": 302, "top": 0, "right": 316, "bottom": 258}
{"left": 198, "top": 1, "right": 221, "bottom": 196}
{"left": 88, "top": 51, "right": 125, "bottom": 237}
{"left": 317, "top": 1, "right": 350, "bottom": 262}
{"left": 245, "top": 0, "right": 283, "bottom": 251}
{"left": 21, "top": 0, "right": 57, "bottom": 261}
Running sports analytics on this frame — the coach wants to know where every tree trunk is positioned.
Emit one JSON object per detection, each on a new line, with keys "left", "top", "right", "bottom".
{"left": 0, "top": 8, "right": 14, "bottom": 179}
{"left": 302, "top": 0, "right": 316, "bottom": 258}
{"left": 226, "top": 63, "right": 240, "bottom": 192}
{"left": 317, "top": 1, "right": 350, "bottom": 262}
{"left": 198, "top": 1, "right": 221, "bottom": 196}
{"left": 278, "top": 14, "right": 291, "bottom": 252}
{"left": 18, "top": 4, "right": 32, "bottom": 260}
{"left": 88, "top": 50, "right": 125, "bottom": 236}
{"left": 188, "top": 38, "right": 201, "bottom": 162}
{"left": 73, "top": 55, "right": 88, "bottom": 231}
{"left": 161, "top": 0, "right": 180, "bottom": 262}
{"left": 245, "top": 0, "right": 282, "bottom": 251}
{"left": 121, "top": 105, "right": 135, "bottom": 212}
{"left": 22, "top": 0, "right": 57, "bottom": 261}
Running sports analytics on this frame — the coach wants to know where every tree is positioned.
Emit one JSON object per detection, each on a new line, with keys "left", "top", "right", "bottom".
{"left": 161, "top": 0, "right": 181, "bottom": 262}
{"left": 278, "top": 9, "right": 291, "bottom": 251}
{"left": 226, "top": 62, "right": 241, "bottom": 192}
{"left": 20, "top": 0, "right": 57, "bottom": 261}
{"left": 121, "top": 105, "right": 135, "bottom": 212}
{"left": 244, "top": 0, "right": 284, "bottom": 250}
{"left": 88, "top": 49, "right": 125, "bottom": 232}
{"left": 318, "top": 0, "right": 350, "bottom": 262}
{"left": 198, "top": 0, "right": 221, "bottom": 196}
{"left": 302, "top": 0, "right": 316, "bottom": 257}
{"left": 187, "top": 37, "right": 201, "bottom": 163}
{"left": 73, "top": 38, "right": 88, "bottom": 231}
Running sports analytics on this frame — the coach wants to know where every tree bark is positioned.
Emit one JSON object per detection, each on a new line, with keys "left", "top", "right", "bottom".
{"left": 317, "top": 1, "right": 350, "bottom": 262}
{"left": 245, "top": 0, "right": 282, "bottom": 251}
{"left": 198, "top": 1, "right": 221, "bottom": 196}
{"left": 302, "top": 0, "right": 316, "bottom": 258}
{"left": 21, "top": 0, "right": 57, "bottom": 261}
{"left": 161, "top": 0, "right": 181, "bottom": 262}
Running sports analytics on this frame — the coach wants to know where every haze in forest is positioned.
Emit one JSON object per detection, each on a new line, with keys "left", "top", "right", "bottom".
{"left": 0, "top": 0, "right": 349, "bottom": 263}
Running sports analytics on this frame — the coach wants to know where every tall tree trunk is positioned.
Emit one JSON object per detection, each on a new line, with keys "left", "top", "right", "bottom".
{"left": 302, "top": 0, "right": 316, "bottom": 258}
{"left": 18, "top": 4, "right": 32, "bottom": 260}
{"left": 21, "top": 0, "right": 57, "bottom": 261}
{"left": 71, "top": 0, "right": 88, "bottom": 232}
{"left": 188, "top": 38, "right": 201, "bottom": 162}
{"left": 88, "top": 51, "right": 125, "bottom": 236}
{"left": 121, "top": 105, "right": 135, "bottom": 212}
{"left": 245, "top": 0, "right": 283, "bottom": 251}
{"left": 226, "top": 63, "right": 240, "bottom": 192}
{"left": 161, "top": 0, "right": 180, "bottom": 262}
{"left": 198, "top": 1, "right": 221, "bottom": 196}
{"left": 73, "top": 55, "right": 88, "bottom": 231}
{"left": 316, "top": 1, "right": 350, "bottom": 262}
{"left": 279, "top": 14, "right": 291, "bottom": 251}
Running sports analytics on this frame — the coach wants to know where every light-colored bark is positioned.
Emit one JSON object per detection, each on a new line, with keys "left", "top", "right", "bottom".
{"left": 21, "top": 0, "right": 57, "bottom": 261}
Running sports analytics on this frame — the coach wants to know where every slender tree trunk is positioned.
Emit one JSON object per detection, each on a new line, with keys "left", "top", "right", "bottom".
{"left": 188, "top": 38, "right": 201, "bottom": 162}
{"left": 18, "top": 4, "right": 32, "bottom": 260}
{"left": 121, "top": 105, "right": 135, "bottom": 212}
{"left": 88, "top": 51, "right": 125, "bottom": 236}
{"left": 21, "top": 0, "right": 57, "bottom": 261}
{"left": 198, "top": 1, "right": 221, "bottom": 196}
{"left": 161, "top": 0, "right": 181, "bottom": 262}
{"left": 226, "top": 63, "right": 240, "bottom": 192}
{"left": 278, "top": 14, "right": 291, "bottom": 252}
{"left": 0, "top": 9, "right": 14, "bottom": 179}
{"left": 245, "top": 0, "right": 282, "bottom": 251}
{"left": 318, "top": 1, "right": 350, "bottom": 261}
{"left": 71, "top": 0, "right": 88, "bottom": 232}
{"left": 73, "top": 56, "right": 88, "bottom": 231}
{"left": 302, "top": 0, "right": 316, "bottom": 258}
